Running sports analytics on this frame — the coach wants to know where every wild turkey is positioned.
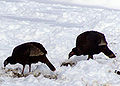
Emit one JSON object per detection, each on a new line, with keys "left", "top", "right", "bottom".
{"left": 4, "top": 42, "right": 56, "bottom": 74}
{"left": 69, "top": 31, "right": 116, "bottom": 60}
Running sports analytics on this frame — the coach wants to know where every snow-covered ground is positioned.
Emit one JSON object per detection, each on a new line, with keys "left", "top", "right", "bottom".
{"left": 49, "top": 0, "right": 120, "bottom": 10}
{"left": 0, "top": 0, "right": 120, "bottom": 86}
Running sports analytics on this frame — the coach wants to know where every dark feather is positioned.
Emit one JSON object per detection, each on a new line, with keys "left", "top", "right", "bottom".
{"left": 69, "top": 31, "right": 116, "bottom": 60}
{"left": 4, "top": 42, "right": 56, "bottom": 74}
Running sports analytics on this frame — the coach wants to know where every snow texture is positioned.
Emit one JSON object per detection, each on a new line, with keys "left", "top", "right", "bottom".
{"left": 0, "top": 0, "right": 120, "bottom": 86}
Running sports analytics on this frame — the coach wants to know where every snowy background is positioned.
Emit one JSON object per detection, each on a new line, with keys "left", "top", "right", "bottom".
{"left": 0, "top": 0, "right": 120, "bottom": 86}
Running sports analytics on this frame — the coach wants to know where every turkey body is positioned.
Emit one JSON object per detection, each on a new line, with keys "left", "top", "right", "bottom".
{"left": 4, "top": 42, "right": 56, "bottom": 74}
{"left": 69, "top": 31, "right": 116, "bottom": 60}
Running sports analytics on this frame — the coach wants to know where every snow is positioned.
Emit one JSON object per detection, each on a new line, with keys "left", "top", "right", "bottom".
{"left": 0, "top": 0, "right": 120, "bottom": 86}
{"left": 49, "top": 0, "right": 120, "bottom": 10}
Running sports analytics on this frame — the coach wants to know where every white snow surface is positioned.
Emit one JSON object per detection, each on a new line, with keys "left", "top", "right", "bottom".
{"left": 0, "top": 0, "right": 120, "bottom": 86}
{"left": 49, "top": 0, "right": 120, "bottom": 10}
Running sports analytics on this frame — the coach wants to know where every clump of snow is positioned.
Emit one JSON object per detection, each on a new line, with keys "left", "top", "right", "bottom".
{"left": 0, "top": 0, "right": 120, "bottom": 86}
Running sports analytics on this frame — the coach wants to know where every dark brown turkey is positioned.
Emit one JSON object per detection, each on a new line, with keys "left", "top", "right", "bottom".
{"left": 4, "top": 42, "right": 56, "bottom": 74}
{"left": 69, "top": 31, "right": 116, "bottom": 60}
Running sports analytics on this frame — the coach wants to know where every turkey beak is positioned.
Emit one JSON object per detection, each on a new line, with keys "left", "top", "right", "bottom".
{"left": 4, "top": 60, "right": 8, "bottom": 67}
{"left": 68, "top": 52, "right": 74, "bottom": 59}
